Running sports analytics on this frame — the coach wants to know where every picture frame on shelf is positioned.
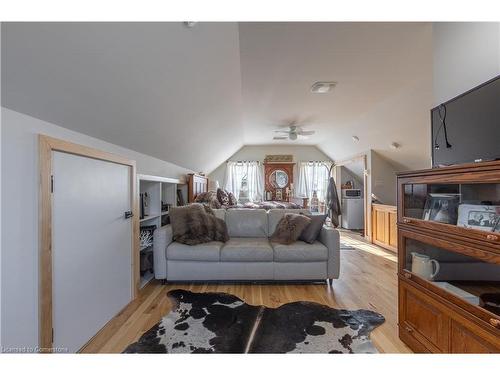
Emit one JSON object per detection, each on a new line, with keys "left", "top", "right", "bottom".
{"left": 275, "top": 189, "right": 283, "bottom": 201}
{"left": 457, "top": 204, "right": 500, "bottom": 232}
{"left": 421, "top": 193, "right": 460, "bottom": 224}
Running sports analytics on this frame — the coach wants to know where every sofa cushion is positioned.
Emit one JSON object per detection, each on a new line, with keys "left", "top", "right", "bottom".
{"left": 226, "top": 209, "right": 268, "bottom": 238}
{"left": 167, "top": 241, "right": 222, "bottom": 262}
{"left": 272, "top": 241, "right": 328, "bottom": 262}
{"left": 220, "top": 238, "right": 273, "bottom": 262}
{"left": 268, "top": 209, "right": 311, "bottom": 235}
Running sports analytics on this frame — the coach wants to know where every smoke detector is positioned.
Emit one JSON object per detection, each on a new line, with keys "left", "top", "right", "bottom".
{"left": 311, "top": 81, "right": 337, "bottom": 94}
{"left": 391, "top": 142, "right": 401, "bottom": 149}
{"left": 184, "top": 22, "right": 198, "bottom": 28}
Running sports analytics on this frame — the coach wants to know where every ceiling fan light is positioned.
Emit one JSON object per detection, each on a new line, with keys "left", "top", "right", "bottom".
{"left": 311, "top": 81, "right": 337, "bottom": 94}
{"left": 289, "top": 133, "right": 298, "bottom": 141}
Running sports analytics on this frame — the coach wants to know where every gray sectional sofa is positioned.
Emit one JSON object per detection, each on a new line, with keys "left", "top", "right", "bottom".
{"left": 153, "top": 208, "right": 340, "bottom": 283}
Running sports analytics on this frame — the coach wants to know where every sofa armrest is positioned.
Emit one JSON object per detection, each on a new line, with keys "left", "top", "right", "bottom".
{"left": 319, "top": 226, "right": 340, "bottom": 279}
{"left": 153, "top": 225, "right": 173, "bottom": 279}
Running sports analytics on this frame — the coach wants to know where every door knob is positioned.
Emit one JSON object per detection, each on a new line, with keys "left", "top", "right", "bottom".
{"left": 124, "top": 211, "right": 134, "bottom": 219}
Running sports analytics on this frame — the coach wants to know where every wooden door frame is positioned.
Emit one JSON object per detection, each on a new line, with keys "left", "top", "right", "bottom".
{"left": 334, "top": 153, "right": 369, "bottom": 238}
{"left": 39, "top": 134, "right": 139, "bottom": 352}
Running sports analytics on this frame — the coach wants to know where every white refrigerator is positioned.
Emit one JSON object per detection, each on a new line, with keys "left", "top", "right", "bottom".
{"left": 341, "top": 198, "right": 364, "bottom": 230}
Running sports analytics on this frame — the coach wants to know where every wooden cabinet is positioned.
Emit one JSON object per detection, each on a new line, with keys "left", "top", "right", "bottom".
{"left": 450, "top": 320, "right": 499, "bottom": 353}
{"left": 400, "top": 277, "right": 500, "bottom": 353}
{"left": 399, "top": 280, "right": 449, "bottom": 352}
{"left": 397, "top": 161, "right": 500, "bottom": 353}
{"left": 372, "top": 204, "right": 398, "bottom": 252}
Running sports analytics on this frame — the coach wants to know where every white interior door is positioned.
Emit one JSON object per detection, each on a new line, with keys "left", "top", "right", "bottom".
{"left": 52, "top": 151, "right": 133, "bottom": 352}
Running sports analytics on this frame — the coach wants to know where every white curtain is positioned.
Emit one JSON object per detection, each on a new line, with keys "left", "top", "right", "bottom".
{"left": 223, "top": 161, "right": 263, "bottom": 202}
{"left": 297, "top": 161, "right": 332, "bottom": 202}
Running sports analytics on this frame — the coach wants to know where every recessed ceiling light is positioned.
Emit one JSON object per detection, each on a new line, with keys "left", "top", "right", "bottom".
{"left": 311, "top": 81, "right": 337, "bottom": 94}
{"left": 352, "top": 136, "right": 359, "bottom": 142}
{"left": 391, "top": 142, "right": 401, "bottom": 149}
{"left": 184, "top": 22, "right": 198, "bottom": 28}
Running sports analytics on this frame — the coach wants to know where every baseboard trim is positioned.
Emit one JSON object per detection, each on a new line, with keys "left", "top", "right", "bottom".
{"left": 163, "top": 279, "right": 329, "bottom": 285}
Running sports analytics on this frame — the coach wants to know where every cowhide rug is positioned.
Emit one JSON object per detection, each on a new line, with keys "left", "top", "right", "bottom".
{"left": 123, "top": 289, "right": 385, "bottom": 354}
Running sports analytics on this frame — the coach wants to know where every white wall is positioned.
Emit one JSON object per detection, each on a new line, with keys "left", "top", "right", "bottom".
{"left": 340, "top": 164, "right": 364, "bottom": 191}
{"left": 209, "top": 145, "right": 331, "bottom": 189}
{"left": 433, "top": 22, "right": 500, "bottom": 105}
{"left": 0, "top": 24, "right": 3, "bottom": 350}
{"left": 0, "top": 107, "right": 193, "bottom": 350}
{"left": 369, "top": 150, "right": 403, "bottom": 206}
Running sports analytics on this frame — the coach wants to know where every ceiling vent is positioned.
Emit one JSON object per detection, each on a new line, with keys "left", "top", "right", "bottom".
{"left": 311, "top": 81, "right": 337, "bottom": 94}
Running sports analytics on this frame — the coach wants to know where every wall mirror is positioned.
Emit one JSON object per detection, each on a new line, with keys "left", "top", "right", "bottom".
{"left": 270, "top": 169, "right": 289, "bottom": 188}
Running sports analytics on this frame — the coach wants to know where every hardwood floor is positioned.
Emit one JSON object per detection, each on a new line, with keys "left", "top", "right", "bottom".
{"left": 82, "top": 231, "right": 411, "bottom": 353}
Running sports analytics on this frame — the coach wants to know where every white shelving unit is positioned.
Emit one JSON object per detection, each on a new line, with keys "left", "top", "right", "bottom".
{"left": 138, "top": 174, "right": 187, "bottom": 289}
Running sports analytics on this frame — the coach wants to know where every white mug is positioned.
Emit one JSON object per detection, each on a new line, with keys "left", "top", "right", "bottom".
{"left": 411, "top": 252, "right": 440, "bottom": 280}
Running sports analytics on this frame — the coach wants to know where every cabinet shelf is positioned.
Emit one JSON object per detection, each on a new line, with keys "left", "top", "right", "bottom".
{"left": 397, "top": 160, "right": 500, "bottom": 353}
{"left": 140, "top": 271, "right": 154, "bottom": 288}
{"left": 139, "top": 214, "right": 161, "bottom": 223}
{"left": 138, "top": 174, "right": 186, "bottom": 290}
{"left": 140, "top": 244, "right": 153, "bottom": 252}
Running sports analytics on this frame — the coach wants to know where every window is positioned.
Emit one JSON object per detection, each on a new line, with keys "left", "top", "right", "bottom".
{"left": 223, "top": 161, "right": 263, "bottom": 203}
{"left": 297, "top": 161, "right": 332, "bottom": 203}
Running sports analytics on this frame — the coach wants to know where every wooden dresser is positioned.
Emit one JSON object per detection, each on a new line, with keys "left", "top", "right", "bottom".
{"left": 397, "top": 161, "right": 500, "bottom": 353}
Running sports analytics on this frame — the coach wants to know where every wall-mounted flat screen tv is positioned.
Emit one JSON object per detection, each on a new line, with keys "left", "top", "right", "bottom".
{"left": 431, "top": 75, "right": 500, "bottom": 167}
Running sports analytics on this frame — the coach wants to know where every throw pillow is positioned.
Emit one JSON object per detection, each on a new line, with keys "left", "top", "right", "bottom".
{"left": 170, "top": 203, "right": 228, "bottom": 245}
{"left": 217, "top": 188, "right": 230, "bottom": 205}
{"left": 227, "top": 191, "right": 238, "bottom": 206}
{"left": 270, "top": 213, "right": 311, "bottom": 245}
{"left": 195, "top": 191, "right": 221, "bottom": 209}
{"left": 300, "top": 214, "right": 327, "bottom": 244}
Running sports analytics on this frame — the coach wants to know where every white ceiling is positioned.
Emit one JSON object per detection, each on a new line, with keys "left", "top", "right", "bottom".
{"left": 239, "top": 22, "right": 433, "bottom": 170}
{"left": 2, "top": 22, "right": 434, "bottom": 173}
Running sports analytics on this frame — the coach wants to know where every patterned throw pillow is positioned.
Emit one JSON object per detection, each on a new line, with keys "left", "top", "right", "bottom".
{"left": 227, "top": 191, "right": 238, "bottom": 206}
{"left": 270, "top": 214, "right": 312, "bottom": 245}
{"left": 217, "top": 188, "right": 230, "bottom": 205}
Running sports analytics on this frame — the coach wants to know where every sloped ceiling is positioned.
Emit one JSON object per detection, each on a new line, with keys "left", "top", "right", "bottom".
{"left": 239, "top": 22, "right": 433, "bottom": 170}
{"left": 1, "top": 22, "right": 244, "bottom": 173}
{"left": 2, "top": 22, "right": 433, "bottom": 173}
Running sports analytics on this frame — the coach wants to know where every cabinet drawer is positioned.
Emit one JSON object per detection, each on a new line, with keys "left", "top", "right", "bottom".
{"left": 450, "top": 319, "right": 500, "bottom": 353}
{"left": 399, "top": 280, "right": 449, "bottom": 352}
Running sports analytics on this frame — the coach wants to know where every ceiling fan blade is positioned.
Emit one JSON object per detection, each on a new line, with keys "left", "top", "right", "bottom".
{"left": 298, "top": 130, "right": 315, "bottom": 136}
{"left": 297, "top": 135, "right": 310, "bottom": 140}
{"left": 273, "top": 130, "right": 291, "bottom": 133}
{"left": 273, "top": 136, "right": 288, "bottom": 140}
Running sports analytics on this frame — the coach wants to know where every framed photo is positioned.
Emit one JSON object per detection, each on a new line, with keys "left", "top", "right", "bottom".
{"left": 457, "top": 204, "right": 500, "bottom": 232}
{"left": 422, "top": 193, "right": 460, "bottom": 224}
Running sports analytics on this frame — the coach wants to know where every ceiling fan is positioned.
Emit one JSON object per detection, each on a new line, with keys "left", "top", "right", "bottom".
{"left": 273, "top": 124, "right": 316, "bottom": 141}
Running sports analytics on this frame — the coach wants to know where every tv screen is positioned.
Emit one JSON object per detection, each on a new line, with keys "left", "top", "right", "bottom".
{"left": 431, "top": 75, "right": 500, "bottom": 167}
